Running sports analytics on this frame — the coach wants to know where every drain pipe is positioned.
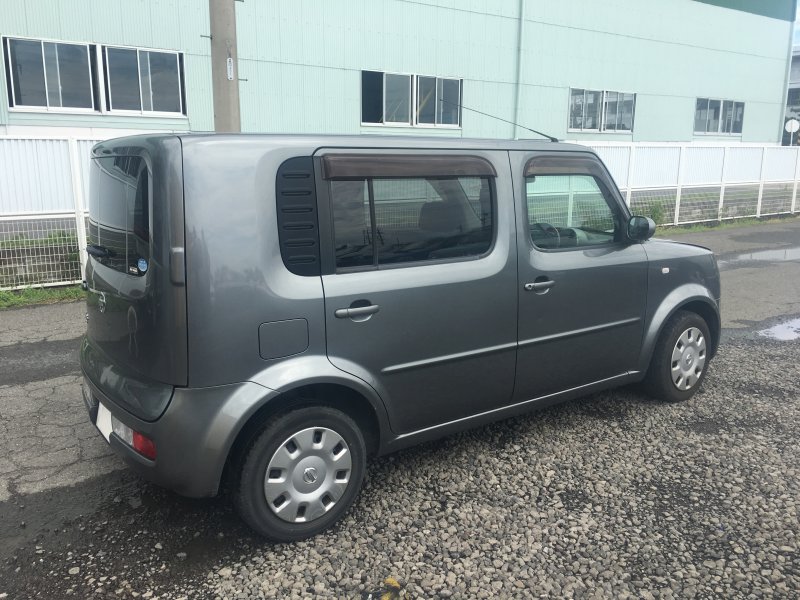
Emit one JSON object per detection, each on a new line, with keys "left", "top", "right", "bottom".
{"left": 512, "top": 0, "right": 525, "bottom": 140}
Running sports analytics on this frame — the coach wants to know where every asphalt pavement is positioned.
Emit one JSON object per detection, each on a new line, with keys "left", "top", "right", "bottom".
{"left": 0, "top": 217, "right": 798, "bottom": 599}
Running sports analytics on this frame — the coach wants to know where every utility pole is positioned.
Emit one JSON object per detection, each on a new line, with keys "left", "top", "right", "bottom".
{"left": 209, "top": 0, "right": 241, "bottom": 132}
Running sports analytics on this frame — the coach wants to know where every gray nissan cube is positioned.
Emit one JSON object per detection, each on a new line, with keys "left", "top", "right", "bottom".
{"left": 81, "top": 134, "right": 721, "bottom": 541}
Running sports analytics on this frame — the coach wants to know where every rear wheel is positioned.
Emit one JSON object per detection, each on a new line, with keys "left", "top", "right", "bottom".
{"left": 645, "top": 311, "right": 711, "bottom": 402}
{"left": 234, "top": 406, "right": 366, "bottom": 541}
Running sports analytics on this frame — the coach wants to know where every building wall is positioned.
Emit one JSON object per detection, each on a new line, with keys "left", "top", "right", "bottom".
{"left": 0, "top": 0, "right": 213, "bottom": 135}
{"left": 0, "top": 0, "right": 793, "bottom": 143}
{"left": 235, "top": 0, "right": 793, "bottom": 143}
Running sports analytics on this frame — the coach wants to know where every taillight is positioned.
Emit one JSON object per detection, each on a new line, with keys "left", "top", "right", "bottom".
{"left": 132, "top": 431, "right": 157, "bottom": 460}
{"left": 111, "top": 415, "right": 157, "bottom": 460}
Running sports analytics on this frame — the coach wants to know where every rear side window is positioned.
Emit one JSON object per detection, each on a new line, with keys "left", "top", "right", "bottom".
{"left": 88, "top": 155, "right": 151, "bottom": 275}
{"left": 328, "top": 172, "right": 494, "bottom": 270}
{"left": 326, "top": 157, "right": 495, "bottom": 269}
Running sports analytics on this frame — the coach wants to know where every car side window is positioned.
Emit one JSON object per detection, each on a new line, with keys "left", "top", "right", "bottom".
{"left": 328, "top": 173, "right": 494, "bottom": 270}
{"left": 526, "top": 173, "right": 620, "bottom": 249}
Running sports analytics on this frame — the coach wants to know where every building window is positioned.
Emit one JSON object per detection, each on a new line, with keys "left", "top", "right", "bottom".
{"left": 569, "top": 88, "right": 635, "bottom": 132}
{"left": 2, "top": 36, "right": 186, "bottom": 117}
{"left": 361, "top": 71, "right": 462, "bottom": 127}
{"left": 104, "top": 47, "right": 184, "bottom": 114}
{"left": 694, "top": 98, "right": 744, "bottom": 135}
{"left": 3, "top": 37, "right": 96, "bottom": 110}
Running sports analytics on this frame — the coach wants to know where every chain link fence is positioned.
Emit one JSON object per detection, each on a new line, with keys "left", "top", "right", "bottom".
{"left": 591, "top": 144, "right": 800, "bottom": 226}
{"left": 1, "top": 138, "right": 799, "bottom": 289}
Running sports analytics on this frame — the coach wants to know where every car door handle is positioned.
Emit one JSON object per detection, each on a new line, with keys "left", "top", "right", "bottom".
{"left": 524, "top": 279, "right": 555, "bottom": 292}
{"left": 334, "top": 304, "right": 380, "bottom": 319}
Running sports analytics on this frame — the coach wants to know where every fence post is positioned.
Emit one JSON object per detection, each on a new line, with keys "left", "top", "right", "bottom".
{"left": 68, "top": 138, "right": 88, "bottom": 280}
{"left": 625, "top": 144, "right": 635, "bottom": 208}
{"left": 756, "top": 147, "right": 767, "bottom": 218}
{"left": 792, "top": 147, "right": 800, "bottom": 214}
{"left": 718, "top": 146, "right": 728, "bottom": 221}
{"left": 674, "top": 146, "right": 685, "bottom": 225}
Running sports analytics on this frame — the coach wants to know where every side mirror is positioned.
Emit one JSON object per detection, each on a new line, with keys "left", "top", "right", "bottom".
{"left": 627, "top": 215, "right": 656, "bottom": 242}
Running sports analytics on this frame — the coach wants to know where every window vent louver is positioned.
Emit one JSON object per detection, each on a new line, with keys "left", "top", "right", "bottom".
{"left": 276, "top": 157, "right": 320, "bottom": 276}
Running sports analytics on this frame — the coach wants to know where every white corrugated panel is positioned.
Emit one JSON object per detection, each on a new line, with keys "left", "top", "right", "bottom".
{"left": 630, "top": 146, "right": 681, "bottom": 188}
{"left": 589, "top": 145, "right": 630, "bottom": 189}
{"left": 683, "top": 147, "right": 724, "bottom": 185}
{"left": 762, "top": 147, "right": 798, "bottom": 182}
{"left": 0, "top": 139, "right": 74, "bottom": 213}
{"left": 724, "top": 147, "right": 763, "bottom": 183}
{"left": 78, "top": 140, "right": 97, "bottom": 211}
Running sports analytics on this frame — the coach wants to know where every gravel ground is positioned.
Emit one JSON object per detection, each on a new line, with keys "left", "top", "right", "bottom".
{"left": 5, "top": 335, "right": 795, "bottom": 599}
{"left": 204, "top": 336, "right": 799, "bottom": 600}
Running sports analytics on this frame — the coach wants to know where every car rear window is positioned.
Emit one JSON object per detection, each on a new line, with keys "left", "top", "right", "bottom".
{"left": 323, "top": 154, "right": 496, "bottom": 271}
{"left": 88, "top": 155, "right": 151, "bottom": 276}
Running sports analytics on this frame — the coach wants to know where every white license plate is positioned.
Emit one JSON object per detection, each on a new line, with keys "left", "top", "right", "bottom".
{"left": 96, "top": 402, "right": 113, "bottom": 442}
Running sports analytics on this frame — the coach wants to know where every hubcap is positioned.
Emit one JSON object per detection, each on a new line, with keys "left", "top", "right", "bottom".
{"left": 671, "top": 327, "right": 707, "bottom": 391}
{"left": 264, "top": 427, "right": 352, "bottom": 523}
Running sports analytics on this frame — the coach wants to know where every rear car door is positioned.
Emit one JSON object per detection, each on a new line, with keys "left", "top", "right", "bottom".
{"left": 510, "top": 151, "right": 648, "bottom": 401}
{"left": 317, "top": 150, "right": 517, "bottom": 435}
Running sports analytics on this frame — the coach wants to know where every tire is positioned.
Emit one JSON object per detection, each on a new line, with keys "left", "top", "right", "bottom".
{"left": 644, "top": 310, "right": 711, "bottom": 403}
{"left": 234, "top": 406, "right": 366, "bottom": 542}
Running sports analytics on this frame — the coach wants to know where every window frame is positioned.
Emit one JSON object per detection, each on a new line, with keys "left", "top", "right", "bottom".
{"left": 522, "top": 155, "right": 631, "bottom": 253}
{"left": 318, "top": 154, "right": 497, "bottom": 274}
{"left": 360, "top": 71, "right": 463, "bottom": 129}
{"left": 694, "top": 96, "right": 744, "bottom": 136}
{"left": 567, "top": 88, "right": 637, "bottom": 134}
{"left": 3, "top": 35, "right": 97, "bottom": 114}
{"left": 103, "top": 44, "right": 185, "bottom": 117}
{"left": 2, "top": 35, "right": 187, "bottom": 118}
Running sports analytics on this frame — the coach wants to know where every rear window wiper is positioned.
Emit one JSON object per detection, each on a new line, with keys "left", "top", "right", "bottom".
{"left": 86, "top": 244, "right": 116, "bottom": 258}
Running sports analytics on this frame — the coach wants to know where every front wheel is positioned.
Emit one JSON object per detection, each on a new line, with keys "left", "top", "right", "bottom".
{"left": 644, "top": 311, "right": 711, "bottom": 403}
{"left": 234, "top": 406, "right": 366, "bottom": 541}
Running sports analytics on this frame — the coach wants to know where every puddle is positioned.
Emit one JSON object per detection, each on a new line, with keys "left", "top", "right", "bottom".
{"left": 758, "top": 318, "right": 800, "bottom": 341}
{"left": 719, "top": 247, "right": 800, "bottom": 267}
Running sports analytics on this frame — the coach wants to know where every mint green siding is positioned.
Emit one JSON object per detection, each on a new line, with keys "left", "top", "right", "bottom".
{"left": 0, "top": 0, "right": 793, "bottom": 143}
{"left": 0, "top": 0, "right": 213, "bottom": 132}
{"left": 234, "top": 0, "right": 792, "bottom": 143}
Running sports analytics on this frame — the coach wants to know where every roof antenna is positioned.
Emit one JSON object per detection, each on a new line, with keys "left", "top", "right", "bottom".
{"left": 439, "top": 98, "right": 559, "bottom": 142}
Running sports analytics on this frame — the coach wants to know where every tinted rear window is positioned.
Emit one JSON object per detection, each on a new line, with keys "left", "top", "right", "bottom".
{"left": 88, "top": 155, "right": 151, "bottom": 275}
{"left": 330, "top": 175, "right": 494, "bottom": 270}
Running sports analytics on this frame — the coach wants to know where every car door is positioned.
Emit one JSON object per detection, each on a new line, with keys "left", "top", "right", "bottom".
{"left": 317, "top": 149, "right": 517, "bottom": 435}
{"left": 510, "top": 151, "right": 648, "bottom": 402}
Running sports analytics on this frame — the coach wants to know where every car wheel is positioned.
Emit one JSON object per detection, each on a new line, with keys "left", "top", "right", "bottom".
{"left": 645, "top": 310, "right": 711, "bottom": 403}
{"left": 234, "top": 406, "right": 366, "bottom": 541}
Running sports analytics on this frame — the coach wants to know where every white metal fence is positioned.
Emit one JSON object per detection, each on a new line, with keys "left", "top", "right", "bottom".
{"left": 588, "top": 143, "right": 800, "bottom": 225}
{"left": 0, "top": 137, "right": 95, "bottom": 289}
{"left": 1, "top": 138, "right": 799, "bottom": 289}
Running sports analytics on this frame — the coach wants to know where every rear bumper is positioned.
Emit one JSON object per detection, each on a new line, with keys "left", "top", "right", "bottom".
{"left": 81, "top": 372, "right": 276, "bottom": 498}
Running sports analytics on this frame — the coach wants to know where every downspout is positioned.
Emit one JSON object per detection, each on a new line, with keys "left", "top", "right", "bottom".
{"left": 779, "top": 18, "right": 794, "bottom": 144}
{"left": 512, "top": 0, "right": 525, "bottom": 140}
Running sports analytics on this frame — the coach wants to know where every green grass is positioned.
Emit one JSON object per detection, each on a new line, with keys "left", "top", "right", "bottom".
{"left": 0, "top": 230, "right": 79, "bottom": 250}
{"left": 658, "top": 214, "right": 800, "bottom": 235}
{"left": 0, "top": 285, "right": 85, "bottom": 310}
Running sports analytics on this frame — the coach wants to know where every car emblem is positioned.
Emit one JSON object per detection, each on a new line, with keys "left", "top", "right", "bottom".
{"left": 98, "top": 292, "right": 107, "bottom": 314}
{"left": 303, "top": 467, "right": 318, "bottom": 484}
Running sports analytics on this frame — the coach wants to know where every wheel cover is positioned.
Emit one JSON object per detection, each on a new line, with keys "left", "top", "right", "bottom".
{"left": 264, "top": 426, "right": 352, "bottom": 523}
{"left": 670, "top": 326, "right": 707, "bottom": 391}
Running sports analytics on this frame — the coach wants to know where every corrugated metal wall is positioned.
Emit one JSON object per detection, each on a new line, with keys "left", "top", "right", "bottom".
{"left": 0, "top": 0, "right": 213, "bottom": 132}
{"left": 0, "top": 139, "right": 75, "bottom": 213}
